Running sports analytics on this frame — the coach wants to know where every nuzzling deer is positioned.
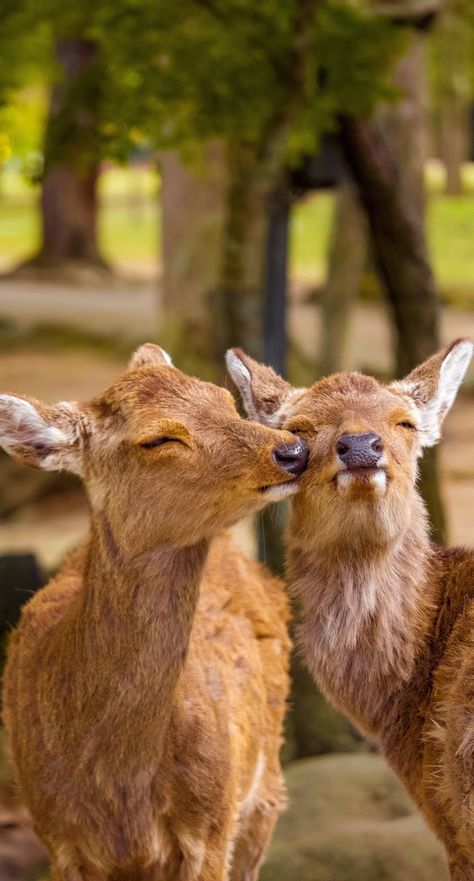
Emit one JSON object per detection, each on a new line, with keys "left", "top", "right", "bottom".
{"left": 0, "top": 343, "right": 310, "bottom": 881}
{"left": 227, "top": 340, "right": 474, "bottom": 880}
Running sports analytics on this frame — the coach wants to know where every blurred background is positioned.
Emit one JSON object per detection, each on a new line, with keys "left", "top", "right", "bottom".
{"left": 0, "top": 0, "right": 473, "bottom": 878}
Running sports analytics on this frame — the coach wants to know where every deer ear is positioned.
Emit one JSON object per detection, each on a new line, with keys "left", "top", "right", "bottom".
{"left": 390, "top": 339, "right": 473, "bottom": 447}
{"left": 0, "top": 395, "right": 84, "bottom": 474}
{"left": 225, "top": 348, "right": 295, "bottom": 426}
{"left": 129, "top": 344, "right": 173, "bottom": 370}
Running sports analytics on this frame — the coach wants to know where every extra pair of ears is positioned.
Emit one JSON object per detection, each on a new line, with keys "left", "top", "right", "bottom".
{"left": 0, "top": 339, "right": 472, "bottom": 475}
{"left": 226, "top": 339, "right": 473, "bottom": 449}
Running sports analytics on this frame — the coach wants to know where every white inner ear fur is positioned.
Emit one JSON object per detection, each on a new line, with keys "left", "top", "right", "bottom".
{"left": 129, "top": 343, "right": 173, "bottom": 370}
{"left": 0, "top": 396, "right": 66, "bottom": 451}
{"left": 225, "top": 349, "right": 304, "bottom": 427}
{"left": 225, "top": 351, "right": 258, "bottom": 420}
{"left": 0, "top": 395, "right": 80, "bottom": 473}
{"left": 397, "top": 341, "right": 473, "bottom": 447}
{"left": 436, "top": 340, "right": 473, "bottom": 419}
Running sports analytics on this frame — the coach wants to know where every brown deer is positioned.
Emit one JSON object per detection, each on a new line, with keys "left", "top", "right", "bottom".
{"left": 227, "top": 340, "right": 474, "bottom": 881}
{"left": 0, "top": 343, "right": 310, "bottom": 881}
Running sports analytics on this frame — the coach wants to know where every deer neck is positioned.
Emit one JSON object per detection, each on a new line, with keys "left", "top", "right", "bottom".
{"left": 64, "top": 513, "right": 209, "bottom": 761}
{"left": 287, "top": 496, "right": 437, "bottom": 737}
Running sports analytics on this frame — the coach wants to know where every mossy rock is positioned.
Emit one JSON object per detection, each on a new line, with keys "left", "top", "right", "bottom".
{"left": 262, "top": 754, "right": 449, "bottom": 881}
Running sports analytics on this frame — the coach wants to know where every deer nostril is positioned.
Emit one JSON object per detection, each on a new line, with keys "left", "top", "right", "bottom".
{"left": 336, "top": 439, "right": 350, "bottom": 456}
{"left": 371, "top": 436, "right": 384, "bottom": 454}
{"left": 272, "top": 439, "right": 309, "bottom": 478}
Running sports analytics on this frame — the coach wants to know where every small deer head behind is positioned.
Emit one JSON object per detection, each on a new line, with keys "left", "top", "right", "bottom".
{"left": 227, "top": 340, "right": 472, "bottom": 551}
{"left": 0, "top": 344, "right": 308, "bottom": 552}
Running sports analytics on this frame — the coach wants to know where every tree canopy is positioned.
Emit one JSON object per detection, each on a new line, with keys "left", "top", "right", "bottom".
{"left": 1, "top": 0, "right": 404, "bottom": 169}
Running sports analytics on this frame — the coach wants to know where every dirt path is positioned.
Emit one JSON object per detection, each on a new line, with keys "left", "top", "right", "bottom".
{"left": 0, "top": 278, "right": 158, "bottom": 340}
{"left": 2, "top": 278, "right": 474, "bottom": 377}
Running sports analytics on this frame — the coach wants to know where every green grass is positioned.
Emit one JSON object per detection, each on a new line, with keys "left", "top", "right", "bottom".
{"left": 428, "top": 194, "right": 474, "bottom": 295}
{"left": 1, "top": 165, "right": 474, "bottom": 304}
{"left": 290, "top": 192, "right": 335, "bottom": 284}
{"left": 0, "top": 166, "right": 161, "bottom": 268}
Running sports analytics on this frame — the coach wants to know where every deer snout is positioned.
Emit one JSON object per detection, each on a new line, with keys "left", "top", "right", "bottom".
{"left": 272, "top": 439, "right": 309, "bottom": 478}
{"left": 336, "top": 433, "right": 384, "bottom": 470}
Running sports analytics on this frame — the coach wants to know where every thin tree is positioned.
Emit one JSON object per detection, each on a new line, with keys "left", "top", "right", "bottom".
{"left": 31, "top": 35, "right": 106, "bottom": 270}
{"left": 340, "top": 21, "right": 447, "bottom": 541}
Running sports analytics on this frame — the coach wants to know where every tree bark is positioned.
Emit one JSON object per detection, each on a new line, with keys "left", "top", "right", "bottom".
{"left": 212, "top": 142, "right": 270, "bottom": 368}
{"left": 319, "top": 183, "right": 367, "bottom": 376}
{"left": 340, "top": 32, "right": 447, "bottom": 542}
{"left": 160, "top": 143, "right": 228, "bottom": 378}
{"left": 432, "top": 2, "right": 471, "bottom": 195}
{"left": 31, "top": 37, "right": 105, "bottom": 269}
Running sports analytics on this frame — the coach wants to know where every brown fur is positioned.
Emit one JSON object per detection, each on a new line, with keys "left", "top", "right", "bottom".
{"left": 227, "top": 341, "right": 474, "bottom": 880}
{"left": 0, "top": 344, "right": 299, "bottom": 881}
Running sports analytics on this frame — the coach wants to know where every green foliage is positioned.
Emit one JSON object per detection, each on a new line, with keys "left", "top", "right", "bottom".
{"left": 0, "top": 85, "right": 48, "bottom": 173}
{"left": 429, "top": 0, "right": 474, "bottom": 109}
{"left": 96, "top": 0, "right": 402, "bottom": 162}
{"left": 0, "top": 0, "right": 404, "bottom": 173}
{"left": 287, "top": 3, "right": 405, "bottom": 159}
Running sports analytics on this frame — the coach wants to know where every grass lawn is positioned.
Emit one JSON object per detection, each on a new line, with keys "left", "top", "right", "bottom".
{"left": 1, "top": 164, "right": 474, "bottom": 303}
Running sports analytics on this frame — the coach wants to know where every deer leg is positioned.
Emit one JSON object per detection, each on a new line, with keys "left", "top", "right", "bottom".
{"left": 51, "top": 867, "right": 86, "bottom": 881}
{"left": 229, "top": 805, "right": 278, "bottom": 881}
{"left": 50, "top": 856, "right": 98, "bottom": 881}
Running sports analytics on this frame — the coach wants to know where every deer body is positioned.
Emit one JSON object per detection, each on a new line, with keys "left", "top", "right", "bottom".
{"left": 5, "top": 533, "right": 289, "bottom": 881}
{"left": 0, "top": 344, "right": 307, "bottom": 881}
{"left": 227, "top": 340, "right": 474, "bottom": 880}
{"left": 289, "top": 520, "right": 474, "bottom": 874}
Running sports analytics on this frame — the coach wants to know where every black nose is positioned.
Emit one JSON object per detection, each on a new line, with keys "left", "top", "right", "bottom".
{"left": 272, "top": 438, "right": 309, "bottom": 477}
{"left": 336, "top": 432, "right": 384, "bottom": 470}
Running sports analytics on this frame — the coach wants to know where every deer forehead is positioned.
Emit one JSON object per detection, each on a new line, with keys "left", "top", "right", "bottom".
{"left": 286, "top": 376, "right": 415, "bottom": 430}
{"left": 96, "top": 370, "right": 239, "bottom": 432}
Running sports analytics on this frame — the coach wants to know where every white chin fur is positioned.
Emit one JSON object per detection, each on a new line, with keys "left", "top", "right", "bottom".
{"left": 262, "top": 482, "right": 298, "bottom": 502}
{"left": 336, "top": 469, "right": 387, "bottom": 497}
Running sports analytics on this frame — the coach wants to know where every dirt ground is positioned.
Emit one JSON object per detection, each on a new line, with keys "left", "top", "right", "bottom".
{"left": 0, "top": 278, "right": 472, "bottom": 566}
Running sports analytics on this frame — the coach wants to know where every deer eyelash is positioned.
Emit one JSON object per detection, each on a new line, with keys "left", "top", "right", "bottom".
{"left": 140, "top": 437, "right": 184, "bottom": 449}
{"left": 397, "top": 421, "right": 417, "bottom": 431}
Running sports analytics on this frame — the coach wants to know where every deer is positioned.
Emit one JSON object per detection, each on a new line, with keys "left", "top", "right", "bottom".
{"left": 0, "top": 342, "right": 310, "bottom": 881}
{"left": 227, "top": 339, "right": 474, "bottom": 881}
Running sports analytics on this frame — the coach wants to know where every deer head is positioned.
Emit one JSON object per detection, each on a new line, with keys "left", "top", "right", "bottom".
{"left": 0, "top": 344, "right": 309, "bottom": 551}
{"left": 226, "top": 340, "right": 472, "bottom": 550}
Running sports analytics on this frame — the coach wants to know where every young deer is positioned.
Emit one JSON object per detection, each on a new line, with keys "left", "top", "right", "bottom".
{"left": 227, "top": 340, "right": 474, "bottom": 881}
{"left": 0, "top": 343, "right": 309, "bottom": 881}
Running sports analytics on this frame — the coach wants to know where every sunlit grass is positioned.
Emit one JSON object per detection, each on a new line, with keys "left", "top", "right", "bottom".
{"left": 290, "top": 192, "right": 334, "bottom": 284}
{"left": 1, "top": 164, "right": 474, "bottom": 303}
{"left": 428, "top": 195, "right": 474, "bottom": 294}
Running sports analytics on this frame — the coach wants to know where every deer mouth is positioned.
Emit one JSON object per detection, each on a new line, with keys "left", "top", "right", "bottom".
{"left": 335, "top": 466, "right": 388, "bottom": 496}
{"left": 259, "top": 478, "right": 300, "bottom": 501}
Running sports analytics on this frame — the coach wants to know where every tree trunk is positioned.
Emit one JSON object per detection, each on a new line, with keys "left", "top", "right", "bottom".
{"left": 284, "top": 653, "right": 363, "bottom": 761}
{"left": 31, "top": 37, "right": 105, "bottom": 269}
{"left": 212, "top": 141, "right": 270, "bottom": 369}
{"left": 340, "top": 31, "right": 447, "bottom": 542}
{"left": 160, "top": 143, "right": 228, "bottom": 379}
{"left": 319, "top": 183, "right": 367, "bottom": 376}
{"left": 432, "top": 2, "right": 471, "bottom": 195}
{"left": 341, "top": 113, "right": 440, "bottom": 374}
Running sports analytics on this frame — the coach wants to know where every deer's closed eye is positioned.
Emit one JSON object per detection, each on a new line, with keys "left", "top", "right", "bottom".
{"left": 140, "top": 437, "right": 184, "bottom": 449}
{"left": 397, "top": 421, "right": 417, "bottom": 431}
{"left": 285, "top": 418, "right": 316, "bottom": 435}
